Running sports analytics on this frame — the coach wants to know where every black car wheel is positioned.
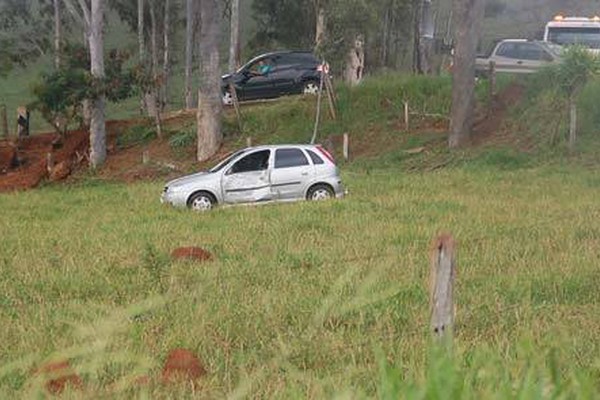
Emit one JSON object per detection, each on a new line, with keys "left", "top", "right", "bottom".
{"left": 302, "top": 81, "right": 320, "bottom": 95}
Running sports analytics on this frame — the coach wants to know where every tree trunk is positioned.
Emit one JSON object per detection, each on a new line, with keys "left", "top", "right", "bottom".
{"left": 197, "top": 0, "right": 222, "bottom": 162}
{"left": 315, "top": 4, "right": 326, "bottom": 54}
{"left": 381, "top": 7, "right": 390, "bottom": 68}
{"left": 145, "top": 1, "right": 159, "bottom": 119}
{"left": 162, "top": 0, "right": 170, "bottom": 110}
{"left": 89, "top": 0, "right": 106, "bottom": 168}
{"left": 138, "top": 0, "right": 145, "bottom": 62}
{"left": 414, "top": 0, "right": 434, "bottom": 74}
{"left": 138, "top": 0, "right": 146, "bottom": 114}
{"left": 184, "top": 0, "right": 195, "bottom": 109}
{"left": 54, "top": 0, "right": 62, "bottom": 69}
{"left": 344, "top": 35, "right": 365, "bottom": 86}
{"left": 448, "top": 0, "right": 484, "bottom": 149}
{"left": 229, "top": 0, "right": 240, "bottom": 73}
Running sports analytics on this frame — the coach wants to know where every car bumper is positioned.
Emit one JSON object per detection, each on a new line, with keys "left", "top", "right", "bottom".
{"left": 161, "top": 190, "right": 188, "bottom": 208}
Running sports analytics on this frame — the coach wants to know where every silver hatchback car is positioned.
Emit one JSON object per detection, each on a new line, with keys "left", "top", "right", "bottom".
{"left": 161, "top": 144, "right": 345, "bottom": 211}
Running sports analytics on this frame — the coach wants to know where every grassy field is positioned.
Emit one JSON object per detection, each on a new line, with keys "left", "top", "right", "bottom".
{"left": 1, "top": 159, "right": 600, "bottom": 398}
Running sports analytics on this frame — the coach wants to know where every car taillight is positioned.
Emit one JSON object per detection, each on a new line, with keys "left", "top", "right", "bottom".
{"left": 316, "top": 62, "right": 330, "bottom": 74}
{"left": 316, "top": 145, "right": 335, "bottom": 164}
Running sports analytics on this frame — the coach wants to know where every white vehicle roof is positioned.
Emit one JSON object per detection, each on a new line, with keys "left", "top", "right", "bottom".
{"left": 546, "top": 16, "right": 600, "bottom": 29}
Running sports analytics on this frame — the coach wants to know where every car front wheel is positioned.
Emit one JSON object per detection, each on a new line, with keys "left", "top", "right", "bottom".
{"left": 188, "top": 192, "right": 217, "bottom": 212}
{"left": 222, "top": 90, "right": 234, "bottom": 105}
{"left": 307, "top": 184, "right": 334, "bottom": 201}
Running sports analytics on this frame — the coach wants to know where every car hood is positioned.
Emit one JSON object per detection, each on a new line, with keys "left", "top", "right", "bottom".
{"left": 166, "top": 172, "right": 211, "bottom": 189}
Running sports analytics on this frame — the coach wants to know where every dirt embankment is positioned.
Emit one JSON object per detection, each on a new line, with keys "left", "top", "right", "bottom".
{"left": 0, "top": 88, "right": 527, "bottom": 193}
{"left": 472, "top": 82, "right": 526, "bottom": 147}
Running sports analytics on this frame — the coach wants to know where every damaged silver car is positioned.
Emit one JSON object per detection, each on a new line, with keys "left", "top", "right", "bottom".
{"left": 161, "top": 144, "right": 345, "bottom": 211}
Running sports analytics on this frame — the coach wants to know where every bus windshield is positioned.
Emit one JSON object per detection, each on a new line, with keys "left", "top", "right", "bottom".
{"left": 547, "top": 27, "right": 600, "bottom": 49}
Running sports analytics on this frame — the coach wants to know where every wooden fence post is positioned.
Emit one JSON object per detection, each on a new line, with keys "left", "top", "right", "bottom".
{"left": 343, "top": 133, "right": 349, "bottom": 162}
{"left": 229, "top": 83, "right": 243, "bottom": 133}
{"left": 1, "top": 104, "right": 8, "bottom": 138}
{"left": 488, "top": 61, "right": 496, "bottom": 100}
{"left": 142, "top": 149, "right": 150, "bottom": 164}
{"left": 404, "top": 101, "right": 410, "bottom": 131}
{"left": 324, "top": 74, "right": 337, "bottom": 120}
{"left": 430, "top": 233, "right": 456, "bottom": 340}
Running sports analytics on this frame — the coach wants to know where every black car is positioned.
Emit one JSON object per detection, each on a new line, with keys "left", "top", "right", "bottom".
{"left": 221, "top": 51, "right": 325, "bottom": 104}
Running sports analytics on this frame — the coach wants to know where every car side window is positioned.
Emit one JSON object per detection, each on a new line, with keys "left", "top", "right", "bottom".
{"left": 496, "top": 43, "right": 520, "bottom": 59}
{"left": 517, "top": 43, "right": 546, "bottom": 61}
{"left": 306, "top": 149, "right": 324, "bottom": 165}
{"left": 229, "top": 150, "right": 270, "bottom": 174}
{"left": 275, "top": 148, "right": 309, "bottom": 169}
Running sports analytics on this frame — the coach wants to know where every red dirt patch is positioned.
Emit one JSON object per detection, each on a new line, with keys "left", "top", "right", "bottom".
{"left": 0, "top": 129, "right": 88, "bottom": 192}
{"left": 35, "top": 360, "right": 83, "bottom": 395}
{"left": 0, "top": 142, "right": 17, "bottom": 172}
{"left": 171, "top": 247, "right": 213, "bottom": 262}
{"left": 161, "top": 349, "right": 206, "bottom": 384}
{"left": 49, "top": 161, "right": 71, "bottom": 182}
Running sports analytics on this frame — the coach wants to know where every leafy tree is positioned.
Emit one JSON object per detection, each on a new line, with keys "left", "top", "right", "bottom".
{"left": 250, "top": 0, "right": 415, "bottom": 77}
{"left": 552, "top": 47, "right": 600, "bottom": 150}
{"left": 31, "top": 44, "right": 137, "bottom": 136}
{"left": 0, "top": 0, "right": 55, "bottom": 76}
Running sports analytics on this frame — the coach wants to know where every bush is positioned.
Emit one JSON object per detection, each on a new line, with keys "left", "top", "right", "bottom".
{"left": 116, "top": 125, "right": 156, "bottom": 149}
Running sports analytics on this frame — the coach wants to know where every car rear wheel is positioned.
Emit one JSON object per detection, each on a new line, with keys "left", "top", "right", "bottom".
{"left": 307, "top": 184, "right": 334, "bottom": 201}
{"left": 302, "top": 81, "right": 320, "bottom": 95}
{"left": 188, "top": 191, "right": 216, "bottom": 212}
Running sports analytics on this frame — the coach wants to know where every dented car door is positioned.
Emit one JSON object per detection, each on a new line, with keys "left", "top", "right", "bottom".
{"left": 221, "top": 150, "right": 273, "bottom": 204}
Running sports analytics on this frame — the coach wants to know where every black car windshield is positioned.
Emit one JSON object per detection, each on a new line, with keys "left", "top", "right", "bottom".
{"left": 547, "top": 27, "right": 600, "bottom": 49}
{"left": 209, "top": 149, "right": 247, "bottom": 173}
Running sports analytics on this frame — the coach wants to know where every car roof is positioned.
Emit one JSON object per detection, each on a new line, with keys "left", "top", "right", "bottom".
{"left": 244, "top": 144, "right": 321, "bottom": 151}
{"left": 241, "top": 51, "right": 318, "bottom": 67}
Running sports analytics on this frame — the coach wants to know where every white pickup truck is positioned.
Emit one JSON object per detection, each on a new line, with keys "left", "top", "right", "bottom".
{"left": 544, "top": 15, "right": 600, "bottom": 54}
{"left": 475, "top": 39, "right": 561, "bottom": 76}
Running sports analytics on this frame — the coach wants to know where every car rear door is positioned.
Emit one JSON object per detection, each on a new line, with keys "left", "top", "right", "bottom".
{"left": 221, "top": 150, "right": 273, "bottom": 204}
{"left": 271, "top": 148, "right": 315, "bottom": 200}
{"left": 514, "top": 42, "right": 555, "bottom": 71}
{"left": 267, "top": 54, "right": 298, "bottom": 95}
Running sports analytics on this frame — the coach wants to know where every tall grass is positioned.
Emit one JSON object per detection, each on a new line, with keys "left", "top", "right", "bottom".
{"left": 1, "top": 164, "right": 600, "bottom": 397}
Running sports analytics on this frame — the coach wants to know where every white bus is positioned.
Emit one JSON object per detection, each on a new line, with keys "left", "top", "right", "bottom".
{"left": 544, "top": 15, "right": 600, "bottom": 52}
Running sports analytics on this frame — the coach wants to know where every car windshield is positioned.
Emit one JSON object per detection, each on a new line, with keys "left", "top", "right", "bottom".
{"left": 208, "top": 149, "right": 247, "bottom": 173}
{"left": 547, "top": 27, "right": 600, "bottom": 49}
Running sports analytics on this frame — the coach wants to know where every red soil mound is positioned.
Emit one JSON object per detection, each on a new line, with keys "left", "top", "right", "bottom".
{"left": 35, "top": 360, "right": 83, "bottom": 395}
{"left": 171, "top": 247, "right": 213, "bottom": 262}
{"left": 161, "top": 349, "right": 206, "bottom": 384}
{"left": 0, "top": 129, "right": 88, "bottom": 192}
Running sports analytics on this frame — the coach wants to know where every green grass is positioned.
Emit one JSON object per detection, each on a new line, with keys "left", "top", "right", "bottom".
{"left": 1, "top": 163, "right": 600, "bottom": 398}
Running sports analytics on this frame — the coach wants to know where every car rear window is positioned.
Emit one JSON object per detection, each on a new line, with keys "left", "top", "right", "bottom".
{"left": 306, "top": 149, "right": 324, "bottom": 165}
{"left": 275, "top": 148, "right": 309, "bottom": 168}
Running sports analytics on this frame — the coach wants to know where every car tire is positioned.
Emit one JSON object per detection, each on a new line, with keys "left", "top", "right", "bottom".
{"left": 307, "top": 184, "right": 334, "bottom": 201}
{"left": 188, "top": 191, "right": 217, "bottom": 212}
{"left": 222, "top": 90, "right": 233, "bottom": 106}
{"left": 302, "top": 80, "right": 320, "bottom": 95}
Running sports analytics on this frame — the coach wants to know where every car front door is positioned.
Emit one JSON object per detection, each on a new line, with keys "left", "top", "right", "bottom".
{"left": 239, "top": 58, "right": 274, "bottom": 100}
{"left": 493, "top": 42, "right": 529, "bottom": 73}
{"left": 221, "top": 150, "right": 273, "bottom": 204}
{"left": 270, "top": 148, "right": 315, "bottom": 200}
